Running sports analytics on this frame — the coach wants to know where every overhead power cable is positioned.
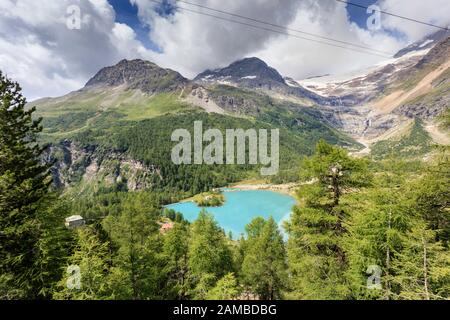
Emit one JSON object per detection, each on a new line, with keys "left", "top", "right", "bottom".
{"left": 149, "top": 0, "right": 393, "bottom": 58}
{"left": 335, "top": 0, "right": 449, "bottom": 31}
{"left": 176, "top": 0, "right": 393, "bottom": 56}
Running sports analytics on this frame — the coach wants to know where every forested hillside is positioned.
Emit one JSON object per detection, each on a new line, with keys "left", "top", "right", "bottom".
{"left": 1, "top": 70, "right": 448, "bottom": 300}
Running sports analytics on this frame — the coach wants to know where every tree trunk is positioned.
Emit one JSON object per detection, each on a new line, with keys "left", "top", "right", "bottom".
{"left": 384, "top": 210, "right": 392, "bottom": 300}
{"left": 422, "top": 235, "right": 430, "bottom": 300}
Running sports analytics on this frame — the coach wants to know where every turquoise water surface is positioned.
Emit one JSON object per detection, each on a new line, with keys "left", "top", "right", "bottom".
{"left": 165, "top": 190, "right": 296, "bottom": 238}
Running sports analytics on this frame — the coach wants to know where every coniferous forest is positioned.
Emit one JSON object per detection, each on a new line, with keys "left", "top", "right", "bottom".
{"left": 1, "top": 71, "right": 448, "bottom": 301}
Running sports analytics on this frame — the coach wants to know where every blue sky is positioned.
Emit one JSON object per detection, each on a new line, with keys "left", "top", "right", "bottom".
{"left": 108, "top": 0, "right": 175, "bottom": 52}
{"left": 343, "top": 0, "right": 379, "bottom": 28}
{"left": 108, "top": 0, "right": 156, "bottom": 50}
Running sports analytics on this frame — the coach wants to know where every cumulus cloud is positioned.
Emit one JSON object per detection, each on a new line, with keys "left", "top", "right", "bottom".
{"left": 0, "top": 0, "right": 152, "bottom": 100}
{"left": 253, "top": 0, "right": 404, "bottom": 80}
{"left": 130, "top": 0, "right": 302, "bottom": 77}
{"left": 138, "top": 0, "right": 449, "bottom": 80}
{"left": 379, "top": 0, "right": 450, "bottom": 40}
{"left": 0, "top": 0, "right": 447, "bottom": 99}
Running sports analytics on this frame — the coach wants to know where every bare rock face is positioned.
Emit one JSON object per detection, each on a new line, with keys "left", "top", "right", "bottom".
{"left": 302, "top": 32, "right": 450, "bottom": 144}
{"left": 45, "top": 140, "right": 161, "bottom": 191}
{"left": 85, "top": 59, "right": 188, "bottom": 94}
{"left": 395, "top": 99, "right": 449, "bottom": 120}
{"left": 185, "top": 86, "right": 225, "bottom": 114}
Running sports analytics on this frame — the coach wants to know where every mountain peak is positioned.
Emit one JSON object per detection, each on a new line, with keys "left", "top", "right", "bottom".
{"left": 229, "top": 56, "right": 270, "bottom": 68}
{"left": 194, "top": 57, "right": 286, "bottom": 86}
{"left": 394, "top": 29, "right": 449, "bottom": 58}
{"left": 85, "top": 59, "right": 188, "bottom": 94}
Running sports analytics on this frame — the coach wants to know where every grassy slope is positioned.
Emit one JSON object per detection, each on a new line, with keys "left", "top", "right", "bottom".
{"left": 371, "top": 119, "right": 434, "bottom": 160}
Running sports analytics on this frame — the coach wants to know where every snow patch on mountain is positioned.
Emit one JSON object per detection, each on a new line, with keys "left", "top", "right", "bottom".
{"left": 297, "top": 48, "right": 431, "bottom": 98}
{"left": 419, "top": 39, "right": 434, "bottom": 48}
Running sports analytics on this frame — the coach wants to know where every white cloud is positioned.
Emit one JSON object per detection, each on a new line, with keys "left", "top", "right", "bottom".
{"left": 253, "top": 0, "right": 404, "bottom": 80}
{"left": 131, "top": 0, "right": 301, "bottom": 76}
{"left": 135, "top": 0, "right": 449, "bottom": 79}
{"left": 0, "top": 0, "right": 151, "bottom": 100}
{"left": 0, "top": 0, "right": 447, "bottom": 100}
{"left": 379, "top": 0, "right": 449, "bottom": 40}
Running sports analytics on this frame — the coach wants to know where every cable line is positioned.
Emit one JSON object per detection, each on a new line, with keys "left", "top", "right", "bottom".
{"left": 176, "top": 0, "right": 394, "bottom": 56}
{"left": 335, "top": 0, "right": 449, "bottom": 31}
{"left": 149, "top": 0, "right": 393, "bottom": 58}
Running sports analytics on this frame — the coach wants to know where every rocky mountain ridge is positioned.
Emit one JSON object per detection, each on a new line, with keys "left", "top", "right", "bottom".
{"left": 85, "top": 59, "right": 188, "bottom": 94}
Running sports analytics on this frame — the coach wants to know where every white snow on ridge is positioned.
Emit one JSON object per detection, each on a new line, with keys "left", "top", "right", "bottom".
{"left": 419, "top": 39, "right": 434, "bottom": 48}
{"left": 284, "top": 78, "right": 301, "bottom": 87}
{"left": 296, "top": 47, "right": 432, "bottom": 96}
{"left": 241, "top": 75, "right": 257, "bottom": 79}
{"left": 201, "top": 75, "right": 214, "bottom": 80}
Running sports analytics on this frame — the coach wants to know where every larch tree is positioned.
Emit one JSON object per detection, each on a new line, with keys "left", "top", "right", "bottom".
{"left": 286, "top": 140, "right": 369, "bottom": 299}
{"left": 392, "top": 222, "right": 450, "bottom": 300}
{"left": 163, "top": 220, "right": 190, "bottom": 299}
{"left": 187, "top": 210, "right": 233, "bottom": 299}
{"left": 241, "top": 217, "right": 287, "bottom": 300}
{"left": 54, "top": 226, "right": 110, "bottom": 300}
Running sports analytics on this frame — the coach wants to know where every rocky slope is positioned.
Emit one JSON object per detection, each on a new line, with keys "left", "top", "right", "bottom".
{"left": 44, "top": 140, "right": 161, "bottom": 191}
{"left": 194, "top": 57, "right": 330, "bottom": 105}
{"left": 297, "top": 31, "right": 450, "bottom": 149}
{"left": 85, "top": 59, "right": 188, "bottom": 93}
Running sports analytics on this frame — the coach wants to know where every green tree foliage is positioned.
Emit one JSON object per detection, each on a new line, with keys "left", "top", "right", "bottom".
{"left": 207, "top": 273, "right": 240, "bottom": 300}
{"left": 102, "top": 194, "right": 165, "bottom": 299}
{"left": 412, "top": 154, "right": 450, "bottom": 244}
{"left": 286, "top": 140, "right": 369, "bottom": 299}
{"left": 241, "top": 217, "right": 287, "bottom": 300}
{"left": 54, "top": 226, "right": 110, "bottom": 300}
{"left": 343, "top": 187, "right": 413, "bottom": 299}
{"left": 343, "top": 155, "right": 449, "bottom": 300}
{"left": 163, "top": 221, "right": 190, "bottom": 299}
{"left": 187, "top": 210, "right": 233, "bottom": 299}
{"left": 392, "top": 222, "right": 450, "bottom": 300}
{"left": 0, "top": 71, "right": 53, "bottom": 298}
{"left": 31, "top": 198, "right": 73, "bottom": 298}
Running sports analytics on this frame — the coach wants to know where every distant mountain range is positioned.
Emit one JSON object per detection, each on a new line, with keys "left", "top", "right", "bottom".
{"left": 31, "top": 30, "right": 449, "bottom": 191}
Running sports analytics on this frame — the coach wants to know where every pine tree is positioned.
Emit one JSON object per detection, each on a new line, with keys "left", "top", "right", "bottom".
{"left": 286, "top": 140, "right": 369, "bottom": 299}
{"left": 54, "top": 226, "right": 110, "bottom": 300}
{"left": 32, "top": 198, "right": 74, "bottom": 299}
{"left": 241, "top": 217, "right": 287, "bottom": 300}
{"left": 163, "top": 221, "right": 190, "bottom": 299}
{"left": 207, "top": 273, "right": 240, "bottom": 300}
{"left": 413, "top": 154, "right": 450, "bottom": 244}
{"left": 102, "top": 195, "right": 165, "bottom": 300}
{"left": 187, "top": 210, "right": 233, "bottom": 299}
{"left": 392, "top": 222, "right": 450, "bottom": 300}
{"left": 343, "top": 187, "right": 412, "bottom": 300}
{"left": 0, "top": 71, "right": 51, "bottom": 298}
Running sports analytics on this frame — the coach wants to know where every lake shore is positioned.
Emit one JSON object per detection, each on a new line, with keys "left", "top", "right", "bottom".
{"left": 226, "top": 182, "right": 299, "bottom": 196}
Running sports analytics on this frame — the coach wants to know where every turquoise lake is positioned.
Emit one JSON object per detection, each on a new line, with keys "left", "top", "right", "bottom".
{"left": 165, "top": 190, "right": 296, "bottom": 238}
